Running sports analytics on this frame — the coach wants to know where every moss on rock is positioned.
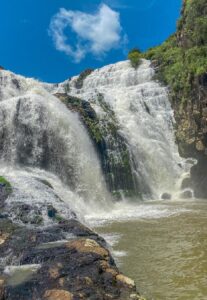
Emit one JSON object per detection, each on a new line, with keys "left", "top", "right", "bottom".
{"left": 55, "top": 93, "right": 140, "bottom": 199}
{"left": 0, "top": 176, "right": 12, "bottom": 194}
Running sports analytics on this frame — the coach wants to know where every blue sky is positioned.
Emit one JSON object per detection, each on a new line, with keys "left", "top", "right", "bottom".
{"left": 0, "top": 0, "right": 181, "bottom": 83}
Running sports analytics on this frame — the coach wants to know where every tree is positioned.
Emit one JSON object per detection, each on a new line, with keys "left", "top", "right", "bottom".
{"left": 128, "top": 48, "right": 142, "bottom": 68}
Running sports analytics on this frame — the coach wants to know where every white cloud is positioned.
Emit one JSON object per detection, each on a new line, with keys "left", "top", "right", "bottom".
{"left": 49, "top": 4, "right": 125, "bottom": 62}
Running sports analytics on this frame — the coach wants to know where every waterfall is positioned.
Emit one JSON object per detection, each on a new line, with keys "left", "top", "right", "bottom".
{"left": 58, "top": 59, "right": 191, "bottom": 199}
{"left": 0, "top": 60, "right": 193, "bottom": 226}
{"left": 0, "top": 70, "right": 111, "bottom": 225}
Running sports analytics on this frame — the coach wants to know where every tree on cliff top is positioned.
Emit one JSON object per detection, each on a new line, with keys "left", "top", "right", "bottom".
{"left": 128, "top": 48, "right": 142, "bottom": 68}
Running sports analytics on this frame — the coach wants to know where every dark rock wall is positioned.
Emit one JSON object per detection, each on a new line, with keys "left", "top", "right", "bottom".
{"left": 55, "top": 93, "right": 140, "bottom": 199}
{"left": 174, "top": 0, "right": 207, "bottom": 197}
{"left": 145, "top": 0, "right": 207, "bottom": 197}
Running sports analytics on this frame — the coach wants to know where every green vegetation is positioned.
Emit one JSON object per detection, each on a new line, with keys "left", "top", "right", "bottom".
{"left": 128, "top": 48, "right": 142, "bottom": 68}
{"left": 144, "top": 36, "right": 189, "bottom": 104}
{"left": 0, "top": 176, "right": 12, "bottom": 193}
{"left": 57, "top": 92, "right": 138, "bottom": 199}
{"left": 143, "top": 0, "right": 207, "bottom": 107}
{"left": 54, "top": 214, "right": 65, "bottom": 222}
{"left": 181, "top": 0, "right": 207, "bottom": 47}
{"left": 60, "top": 94, "right": 103, "bottom": 143}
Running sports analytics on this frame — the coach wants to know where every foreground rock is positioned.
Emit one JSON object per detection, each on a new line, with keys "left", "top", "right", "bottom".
{"left": 0, "top": 184, "right": 141, "bottom": 300}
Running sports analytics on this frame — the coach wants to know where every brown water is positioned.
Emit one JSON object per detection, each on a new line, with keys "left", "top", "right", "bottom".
{"left": 95, "top": 200, "right": 207, "bottom": 300}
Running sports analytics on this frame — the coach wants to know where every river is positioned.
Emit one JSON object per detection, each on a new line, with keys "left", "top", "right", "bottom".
{"left": 95, "top": 199, "right": 207, "bottom": 300}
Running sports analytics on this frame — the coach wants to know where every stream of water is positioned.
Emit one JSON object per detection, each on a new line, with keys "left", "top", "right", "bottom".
{"left": 95, "top": 199, "right": 207, "bottom": 300}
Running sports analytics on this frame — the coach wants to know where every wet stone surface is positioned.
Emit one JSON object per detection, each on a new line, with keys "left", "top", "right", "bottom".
{"left": 0, "top": 184, "right": 140, "bottom": 300}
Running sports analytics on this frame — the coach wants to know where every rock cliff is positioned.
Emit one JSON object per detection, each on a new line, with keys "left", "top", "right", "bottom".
{"left": 144, "top": 0, "right": 207, "bottom": 197}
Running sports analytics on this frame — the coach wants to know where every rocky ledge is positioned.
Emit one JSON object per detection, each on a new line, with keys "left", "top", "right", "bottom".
{"left": 0, "top": 182, "right": 141, "bottom": 300}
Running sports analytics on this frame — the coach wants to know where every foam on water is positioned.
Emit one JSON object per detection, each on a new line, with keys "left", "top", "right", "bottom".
{"left": 86, "top": 200, "right": 191, "bottom": 227}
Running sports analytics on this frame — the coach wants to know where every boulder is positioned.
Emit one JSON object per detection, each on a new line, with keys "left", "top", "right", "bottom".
{"left": 1, "top": 216, "right": 139, "bottom": 300}
{"left": 161, "top": 193, "right": 172, "bottom": 200}
{"left": 180, "top": 190, "right": 193, "bottom": 199}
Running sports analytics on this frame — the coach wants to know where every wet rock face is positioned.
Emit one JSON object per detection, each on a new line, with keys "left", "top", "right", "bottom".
{"left": 0, "top": 187, "right": 9, "bottom": 211}
{"left": 0, "top": 180, "right": 12, "bottom": 213}
{"left": 180, "top": 189, "right": 193, "bottom": 199}
{"left": 174, "top": 87, "right": 207, "bottom": 197}
{"left": 161, "top": 193, "right": 172, "bottom": 200}
{"left": 0, "top": 217, "right": 139, "bottom": 300}
{"left": 55, "top": 93, "right": 140, "bottom": 199}
{"left": 189, "top": 154, "right": 207, "bottom": 198}
{"left": 168, "top": 0, "right": 207, "bottom": 198}
{"left": 0, "top": 182, "right": 139, "bottom": 300}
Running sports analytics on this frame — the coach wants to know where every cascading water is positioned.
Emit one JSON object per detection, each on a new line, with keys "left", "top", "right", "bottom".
{"left": 0, "top": 61, "right": 203, "bottom": 300}
{"left": 58, "top": 59, "right": 192, "bottom": 200}
{"left": 0, "top": 60, "right": 193, "bottom": 227}
{"left": 0, "top": 70, "right": 111, "bottom": 226}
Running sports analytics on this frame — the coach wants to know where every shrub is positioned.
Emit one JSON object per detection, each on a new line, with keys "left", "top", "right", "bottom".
{"left": 128, "top": 48, "right": 142, "bottom": 68}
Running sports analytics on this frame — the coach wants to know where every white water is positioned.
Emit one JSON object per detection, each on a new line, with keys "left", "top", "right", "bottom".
{"left": 0, "top": 61, "right": 193, "bottom": 227}
{"left": 59, "top": 59, "right": 192, "bottom": 199}
{"left": 0, "top": 70, "right": 110, "bottom": 226}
